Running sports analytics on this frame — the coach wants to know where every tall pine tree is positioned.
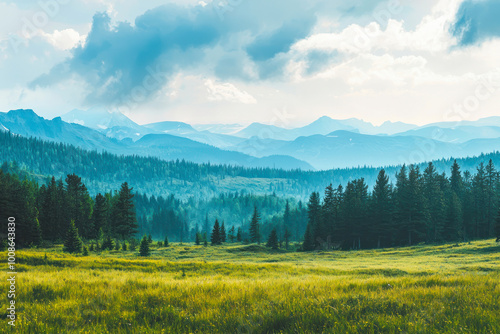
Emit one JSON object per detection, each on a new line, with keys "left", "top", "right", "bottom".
{"left": 249, "top": 206, "right": 261, "bottom": 244}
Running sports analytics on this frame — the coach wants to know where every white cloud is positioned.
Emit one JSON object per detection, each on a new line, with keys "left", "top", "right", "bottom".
{"left": 293, "top": 0, "right": 462, "bottom": 56}
{"left": 205, "top": 80, "right": 257, "bottom": 104}
{"left": 39, "top": 29, "right": 85, "bottom": 50}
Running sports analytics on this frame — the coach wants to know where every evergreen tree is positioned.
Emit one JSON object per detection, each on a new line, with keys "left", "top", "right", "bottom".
{"left": 228, "top": 226, "right": 236, "bottom": 243}
{"left": 485, "top": 160, "right": 498, "bottom": 237}
{"left": 423, "top": 163, "right": 446, "bottom": 242}
{"left": 92, "top": 193, "right": 108, "bottom": 240}
{"left": 164, "top": 235, "right": 169, "bottom": 247}
{"left": 18, "top": 180, "right": 42, "bottom": 247}
{"left": 38, "top": 176, "right": 66, "bottom": 241}
{"left": 446, "top": 191, "right": 463, "bottom": 241}
{"left": 122, "top": 241, "right": 128, "bottom": 251}
{"left": 82, "top": 245, "right": 89, "bottom": 256}
{"left": 283, "top": 200, "right": 291, "bottom": 237}
{"left": 148, "top": 234, "right": 153, "bottom": 244}
{"left": 115, "top": 240, "right": 121, "bottom": 250}
{"left": 111, "top": 182, "right": 138, "bottom": 239}
{"left": 371, "top": 169, "right": 393, "bottom": 248}
{"left": 302, "top": 219, "right": 315, "bottom": 251}
{"left": 65, "top": 174, "right": 93, "bottom": 239}
{"left": 211, "top": 219, "right": 221, "bottom": 245}
{"left": 303, "top": 192, "right": 321, "bottom": 251}
{"left": 450, "top": 160, "right": 464, "bottom": 197}
{"left": 284, "top": 227, "right": 291, "bottom": 250}
{"left": 63, "top": 220, "right": 82, "bottom": 254}
{"left": 129, "top": 238, "right": 138, "bottom": 251}
{"left": 195, "top": 232, "right": 201, "bottom": 245}
{"left": 472, "top": 163, "right": 488, "bottom": 239}
{"left": 249, "top": 206, "right": 261, "bottom": 244}
{"left": 139, "top": 235, "right": 150, "bottom": 256}
{"left": 101, "top": 235, "right": 114, "bottom": 250}
{"left": 236, "top": 227, "right": 242, "bottom": 242}
{"left": 406, "top": 165, "right": 427, "bottom": 245}
{"left": 266, "top": 228, "right": 279, "bottom": 250}
{"left": 321, "top": 185, "right": 340, "bottom": 247}
{"left": 220, "top": 222, "right": 227, "bottom": 243}
{"left": 308, "top": 192, "right": 322, "bottom": 247}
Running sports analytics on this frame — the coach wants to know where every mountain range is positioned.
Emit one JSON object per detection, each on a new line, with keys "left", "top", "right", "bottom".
{"left": 3, "top": 108, "right": 500, "bottom": 170}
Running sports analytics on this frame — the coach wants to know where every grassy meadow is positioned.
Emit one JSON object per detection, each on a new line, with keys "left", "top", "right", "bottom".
{"left": 1, "top": 240, "right": 499, "bottom": 333}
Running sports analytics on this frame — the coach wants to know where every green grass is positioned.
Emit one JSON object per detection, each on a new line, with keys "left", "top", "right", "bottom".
{"left": 1, "top": 240, "right": 499, "bottom": 333}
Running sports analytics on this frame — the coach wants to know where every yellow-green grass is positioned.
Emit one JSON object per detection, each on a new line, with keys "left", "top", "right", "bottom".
{"left": 1, "top": 240, "right": 499, "bottom": 333}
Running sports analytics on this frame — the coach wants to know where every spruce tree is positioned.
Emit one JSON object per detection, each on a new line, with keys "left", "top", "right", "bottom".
{"left": 485, "top": 160, "right": 498, "bottom": 238}
{"left": 122, "top": 242, "right": 128, "bottom": 251}
{"left": 63, "top": 220, "right": 82, "bottom": 253}
{"left": 236, "top": 227, "right": 242, "bottom": 242}
{"left": 283, "top": 200, "right": 291, "bottom": 236}
{"left": 139, "top": 235, "right": 150, "bottom": 257}
{"left": 371, "top": 169, "right": 393, "bottom": 248}
{"left": 111, "top": 182, "right": 138, "bottom": 239}
{"left": 148, "top": 234, "right": 153, "bottom": 244}
{"left": 164, "top": 235, "right": 169, "bottom": 247}
{"left": 284, "top": 227, "right": 291, "bottom": 250}
{"left": 92, "top": 193, "right": 108, "bottom": 240}
{"left": 266, "top": 228, "right": 279, "bottom": 250}
{"left": 249, "top": 207, "right": 261, "bottom": 244}
{"left": 302, "top": 219, "right": 315, "bottom": 251}
{"left": 82, "top": 245, "right": 89, "bottom": 256}
{"left": 303, "top": 192, "right": 320, "bottom": 250}
{"left": 211, "top": 219, "right": 221, "bottom": 245}
{"left": 65, "top": 174, "right": 93, "bottom": 239}
{"left": 228, "top": 226, "right": 236, "bottom": 243}
{"left": 129, "top": 238, "right": 138, "bottom": 251}
{"left": 423, "top": 163, "right": 446, "bottom": 243}
{"left": 102, "top": 235, "right": 114, "bottom": 250}
{"left": 220, "top": 222, "right": 227, "bottom": 243}
{"left": 195, "top": 232, "right": 201, "bottom": 245}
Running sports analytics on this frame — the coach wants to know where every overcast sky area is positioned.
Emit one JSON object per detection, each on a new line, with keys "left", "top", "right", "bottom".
{"left": 1, "top": 0, "right": 500, "bottom": 126}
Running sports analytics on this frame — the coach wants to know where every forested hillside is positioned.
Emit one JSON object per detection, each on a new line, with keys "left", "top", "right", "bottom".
{"left": 302, "top": 161, "right": 500, "bottom": 250}
{"left": 2, "top": 157, "right": 500, "bottom": 251}
{"left": 2, "top": 130, "right": 500, "bottom": 200}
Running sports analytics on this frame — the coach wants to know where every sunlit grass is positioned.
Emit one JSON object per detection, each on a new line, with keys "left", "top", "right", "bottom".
{"left": 1, "top": 240, "right": 499, "bottom": 333}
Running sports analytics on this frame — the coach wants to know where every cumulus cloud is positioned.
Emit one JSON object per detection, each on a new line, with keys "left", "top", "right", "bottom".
{"left": 39, "top": 29, "right": 85, "bottom": 50}
{"left": 28, "top": 1, "right": 322, "bottom": 106}
{"left": 205, "top": 79, "right": 257, "bottom": 104}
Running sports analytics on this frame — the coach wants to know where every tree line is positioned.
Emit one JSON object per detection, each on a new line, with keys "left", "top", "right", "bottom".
{"left": 302, "top": 160, "right": 500, "bottom": 250}
{"left": 0, "top": 170, "right": 137, "bottom": 248}
{"left": 2, "top": 159, "right": 499, "bottom": 252}
{"left": 5, "top": 130, "right": 500, "bottom": 201}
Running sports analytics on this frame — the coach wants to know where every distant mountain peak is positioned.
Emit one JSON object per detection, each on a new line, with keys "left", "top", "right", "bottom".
{"left": 8, "top": 109, "right": 38, "bottom": 117}
{"left": 61, "top": 108, "right": 140, "bottom": 131}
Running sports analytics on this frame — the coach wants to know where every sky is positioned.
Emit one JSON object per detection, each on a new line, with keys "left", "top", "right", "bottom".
{"left": 0, "top": 0, "right": 500, "bottom": 127}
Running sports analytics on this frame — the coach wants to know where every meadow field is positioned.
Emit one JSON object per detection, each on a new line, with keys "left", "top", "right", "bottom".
{"left": 1, "top": 240, "right": 499, "bottom": 334}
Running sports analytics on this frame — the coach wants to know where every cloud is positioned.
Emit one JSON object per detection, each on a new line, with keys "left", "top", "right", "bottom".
{"left": 452, "top": 0, "right": 500, "bottom": 45}
{"left": 28, "top": 1, "right": 324, "bottom": 107}
{"left": 246, "top": 17, "right": 316, "bottom": 62}
{"left": 205, "top": 79, "right": 257, "bottom": 104}
{"left": 39, "top": 29, "right": 85, "bottom": 50}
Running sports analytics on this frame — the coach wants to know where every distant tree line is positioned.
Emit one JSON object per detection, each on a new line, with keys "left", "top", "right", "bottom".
{"left": 302, "top": 160, "right": 500, "bottom": 250}
{"left": 4, "top": 130, "right": 500, "bottom": 201}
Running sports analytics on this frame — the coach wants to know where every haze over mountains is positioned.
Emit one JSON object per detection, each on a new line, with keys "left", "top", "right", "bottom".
{"left": 2, "top": 108, "right": 500, "bottom": 170}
